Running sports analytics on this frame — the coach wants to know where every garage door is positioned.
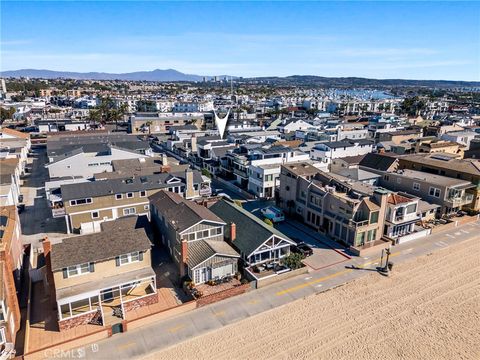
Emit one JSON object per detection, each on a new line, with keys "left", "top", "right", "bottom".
{"left": 80, "top": 221, "right": 102, "bottom": 234}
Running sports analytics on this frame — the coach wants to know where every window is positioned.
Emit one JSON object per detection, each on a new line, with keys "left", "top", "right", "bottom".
{"left": 115, "top": 194, "right": 123, "bottom": 200}
{"left": 123, "top": 207, "right": 136, "bottom": 215}
{"left": 429, "top": 187, "right": 441, "bottom": 198}
{"left": 188, "top": 233, "right": 195, "bottom": 241}
{"left": 118, "top": 251, "right": 141, "bottom": 265}
{"left": 396, "top": 178, "right": 401, "bottom": 184}
{"left": 139, "top": 190, "right": 147, "bottom": 197}
{"left": 66, "top": 263, "right": 91, "bottom": 277}
{"left": 413, "top": 182, "right": 420, "bottom": 191}
{"left": 0, "top": 327, "right": 5, "bottom": 345}
{"left": 126, "top": 192, "right": 134, "bottom": 198}
{"left": 384, "top": 175, "right": 390, "bottom": 181}
{"left": 0, "top": 301, "right": 4, "bottom": 321}
{"left": 91, "top": 211, "right": 99, "bottom": 219}
{"left": 69, "top": 198, "right": 92, "bottom": 206}
{"left": 210, "top": 227, "right": 222, "bottom": 236}
{"left": 144, "top": 204, "right": 149, "bottom": 211}
{"left": 406, "top": 204, "right": 417, "bottom": 214}
{"left": 370, "top": 211, "right": 379, "bottom": 224}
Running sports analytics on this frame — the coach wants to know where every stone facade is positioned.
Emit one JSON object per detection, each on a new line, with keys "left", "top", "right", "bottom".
{"left": 58, "top": 311, "right": 97, "bottom": 331}
{"left": 123, "top": 293, "right": 159, "bottom": 313}
{"left": 196, "top": 283, "right": 250, "bottom": 307}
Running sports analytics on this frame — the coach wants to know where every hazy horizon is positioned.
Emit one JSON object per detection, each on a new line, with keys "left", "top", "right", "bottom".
{"left": 1, "top": 1, "right": 479, "bottom": 81}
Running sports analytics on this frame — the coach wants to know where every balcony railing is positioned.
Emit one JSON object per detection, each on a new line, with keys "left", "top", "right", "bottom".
{"left": 349, "top": 219, "right": 369, "bottom": 228}
{"left": 446, "top": 194, "right": 474, "bottom": 206}
{"left": 52, "top": 207, "right": 66, "bottom": 218}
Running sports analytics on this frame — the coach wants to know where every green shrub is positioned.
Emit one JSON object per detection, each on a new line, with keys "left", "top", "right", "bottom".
{"left": 201, "top": 169, "right": 211, "bottom": 178}
{"left": 282, "top": 253, "right": 304, "bottom": 270}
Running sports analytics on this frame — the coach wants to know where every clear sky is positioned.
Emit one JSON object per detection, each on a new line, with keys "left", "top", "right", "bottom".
{"left": 1, "top": 1, "right": 479, "bottom": 81}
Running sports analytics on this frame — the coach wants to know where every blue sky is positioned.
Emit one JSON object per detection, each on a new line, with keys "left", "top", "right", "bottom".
{"left": 1, "top": 1, "right": 479, "bottom": 80}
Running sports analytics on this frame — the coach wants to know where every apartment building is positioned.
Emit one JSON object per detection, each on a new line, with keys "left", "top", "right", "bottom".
{"left": 0, "top": 206, "right": 23, "bottom": 351}
{"left": 378, "top": 169, "right": 475, "bottom": 216}
{"left": 149, "top": 191, "right": 239, "bottom": 283}
{"left": 278, "top": 162, "right": 386, "bottom": 248}
{"left": 311, "top": 139, "right": 374, "bottom": 166}
{"left": 46, "top": 216, "right": 156, "bottom": 330}
{"left": 60, "top": 169, "right": 209, "bottom": 234}
{"left": 397, "top": 153, "right": 480, "bottom": 211}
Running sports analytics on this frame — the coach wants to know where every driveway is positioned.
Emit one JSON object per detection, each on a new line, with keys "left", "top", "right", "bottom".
{"left": 243, "top": 199, "right": 350, "bottom": 271}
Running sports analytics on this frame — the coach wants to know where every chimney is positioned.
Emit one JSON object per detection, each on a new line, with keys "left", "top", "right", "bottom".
{"left": 230, "top": 222, "right": 236, "bottom": 242}
{"left": 180, "top": 240, "right": 188, "bottom": 277}
{"left": 184, "top": 169, "right": 195, "bottom": 199}
{"left": 191, "top": 134, "right": 197, "bottom": 152}
{"left": 42, "top": 236, "right": 51, "bottom": 258}
{"left": 161, "top": 153, "right": 168, "bottom": 166}
{"left": 42, "top": 236, "right": 57, "bottom": 305}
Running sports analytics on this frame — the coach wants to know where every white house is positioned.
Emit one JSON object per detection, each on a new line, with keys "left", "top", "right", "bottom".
{"left": 278, "top": 119, "right": 312, "bottom": 134}
{"left": 311, "top": 140, "right": 374, "bottom": 166}
{"left": 441, "top": 131, "right": 478, "bottom": 150}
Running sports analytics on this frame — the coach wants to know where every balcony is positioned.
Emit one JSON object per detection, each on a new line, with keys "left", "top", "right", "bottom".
{"left": 52, "top": 207, "right": 66, "bottom": 218}
{"left": 349, "top": 219, "right": 369, "bottom": 228}
{"left": 445, "top": 194, "right": 474, "bottom": 207}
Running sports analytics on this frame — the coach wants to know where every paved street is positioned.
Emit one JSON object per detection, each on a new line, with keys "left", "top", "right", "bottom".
{"left": 77, "top": 220, "right": 480, "bottom": 360}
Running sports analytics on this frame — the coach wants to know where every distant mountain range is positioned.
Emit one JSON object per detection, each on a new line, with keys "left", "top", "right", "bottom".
{"left": 1, "top": 68, "right": 479, "bottom": 87}
{"left": 0, "top": 68, "right": 231, "bottom": 82}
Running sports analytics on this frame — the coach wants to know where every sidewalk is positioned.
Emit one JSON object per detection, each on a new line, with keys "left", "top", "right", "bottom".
{"left": 77, "top": 219, "right": 480, "bottom": 360}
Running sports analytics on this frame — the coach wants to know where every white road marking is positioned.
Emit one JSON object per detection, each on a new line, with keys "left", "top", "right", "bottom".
{"left": 403, "top": 248, "right": 414, "bottom": 253}
{"left": 454, "top": 232, "right": 462, "bottom": 236}
{"left": 461, "top": 230, "right": 469, "bottom": 234}
{"left": 445, "top": 234, "right": 455, "bottom": 238}
{"left": 363, "top": 257, "right": 369, "bottom": 260}
{"left": 305, "top": 276, "right": 312, "bottom": 280}
{"left": 316, "top": 284, "right": 323, "bottom": 287}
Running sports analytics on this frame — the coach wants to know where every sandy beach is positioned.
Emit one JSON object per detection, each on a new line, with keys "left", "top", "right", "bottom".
{"left": 145, "top": 236, "right": 480, "bottom": 360}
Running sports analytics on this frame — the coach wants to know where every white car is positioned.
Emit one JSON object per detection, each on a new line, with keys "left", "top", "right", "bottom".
{"left": 260, "top": 206, "right": 285, "bottom": 223}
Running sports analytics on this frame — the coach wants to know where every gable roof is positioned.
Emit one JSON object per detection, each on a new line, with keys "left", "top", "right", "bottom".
{"left": 50, "top": 215, "right": 152, "bottom": 271}
{"left": 149, "top": 191, "right": 225, "bottom": 233}
{"left": 61, "top": 170, "right": 203, "bottom": 201}
{"left": 359, "top": 153, "right": 398, "bottom": 171}
{"left": 209, "top": 200, "right": 292, "bottom": 256}
{"left": 187, "top": 239, "right": 239, "bottom": 269}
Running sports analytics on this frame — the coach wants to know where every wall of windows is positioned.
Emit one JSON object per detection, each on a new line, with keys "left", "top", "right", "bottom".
{"left": 183, "top": 227, "right": 223, "bottom": 241}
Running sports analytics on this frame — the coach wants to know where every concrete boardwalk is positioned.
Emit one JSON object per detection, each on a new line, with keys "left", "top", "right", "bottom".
{"left": 75, "top": 220, "right": 480, "bottom": 360}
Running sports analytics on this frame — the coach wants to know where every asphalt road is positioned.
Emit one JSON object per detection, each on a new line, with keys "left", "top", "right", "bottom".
{"left": 76, "top": 220, "right": 480, "bottom": 360}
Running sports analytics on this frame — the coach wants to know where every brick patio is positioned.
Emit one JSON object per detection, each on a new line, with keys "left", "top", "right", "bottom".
{"left": 196, "top": 279, "right": 241, "bottom": 297}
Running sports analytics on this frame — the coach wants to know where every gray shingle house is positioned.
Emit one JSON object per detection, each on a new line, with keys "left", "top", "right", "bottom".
{"left": 149, "top": 191, "right": 239, "bottom": 284}
{"left": 209, "top": 200, "right": 295, "bottom": 267}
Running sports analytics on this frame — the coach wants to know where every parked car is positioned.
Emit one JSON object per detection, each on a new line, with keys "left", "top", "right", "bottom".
{"left": 260, "top": 206, "right": 285, "bottom": 223}
{"left": 291, "top": 242, "right": 314, "bottom": 257}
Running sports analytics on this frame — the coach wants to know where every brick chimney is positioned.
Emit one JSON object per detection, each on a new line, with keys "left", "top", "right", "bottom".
{"left": 161, "top": 153, "right": 168, "bottom": 166}
{"left": 42, "top": 236, "right": 57, "bottom": 309}
{"left": 180, "top": 240, "right": 188, "bottom": 277}
{"left": 230, "top": 222, "right": 236, "bottom": 242}
{"left": 184, "top": 169, "right": 195, "bottom": 199}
